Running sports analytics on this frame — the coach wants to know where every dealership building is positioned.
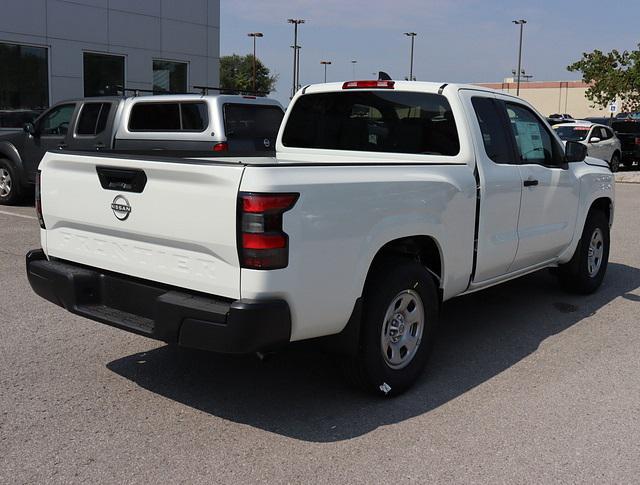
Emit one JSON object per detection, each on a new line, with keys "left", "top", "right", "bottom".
{"left": 0, "top": 0, "right": 220, "bottom": 127}
{"left": 475, "top": 79, "right": 612, "bottom": 119}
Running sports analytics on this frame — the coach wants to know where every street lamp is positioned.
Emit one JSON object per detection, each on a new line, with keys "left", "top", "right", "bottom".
{"left": 247, "top": 32, "right": 263, "bottom": 93}
{"left": 404, "top": 32, "right": 417, "bottom": 81}
{"left": 320, "top": 60, "right": 332, "bottom": 83}
{"left": 512, "top": 19, "right": 527, "bottom": 96}
{"left": 290, "top": 45, "right": 301, "bottom": 90}
{"left": 351, "top": 60, "right": 357, "bottom": 78}
{"left": 288, "top": 19, "right": 305, "bottom": 98}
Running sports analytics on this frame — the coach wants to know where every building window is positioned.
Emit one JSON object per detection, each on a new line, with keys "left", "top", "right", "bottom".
{"left": 83, "top": 52, "right": 125, "bottom": 97}
{"left": 0, "top": 42, "right": 48, "bottom": 128}
{"left": 153, "top": 60, "right": 188, "bottom": 93}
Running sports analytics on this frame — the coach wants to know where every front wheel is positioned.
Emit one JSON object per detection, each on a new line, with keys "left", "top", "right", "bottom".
{"left": 558, "top": 210, "right": 610, "bottom": 294}
{"left": 344, "top": 257, "right": 439, "bottom": 396}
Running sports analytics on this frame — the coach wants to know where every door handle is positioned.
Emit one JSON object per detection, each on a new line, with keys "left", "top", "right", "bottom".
{"left": 57, "top": 143, "right": 67, "bottom": 150}
{"left": 523, "top": 179, "right": 539, "bottom": 187}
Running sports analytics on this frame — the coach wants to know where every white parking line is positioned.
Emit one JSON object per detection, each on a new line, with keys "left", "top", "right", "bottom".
{"left": 0, "top": 210, "right": 37, "bottom": 220}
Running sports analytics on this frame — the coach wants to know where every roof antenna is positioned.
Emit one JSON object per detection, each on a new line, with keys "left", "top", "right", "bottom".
{"left": 378, "top": 71, "right": 392, "bottom": 81}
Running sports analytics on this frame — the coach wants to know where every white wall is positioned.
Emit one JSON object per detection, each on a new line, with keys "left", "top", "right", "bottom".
{"left": 0, "top": 0, "right": 220, "bottom": 104}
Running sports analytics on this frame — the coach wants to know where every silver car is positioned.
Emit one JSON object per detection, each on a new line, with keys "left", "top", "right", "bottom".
{"left": 553, "top": 121, "right": 622, "bottom": 172}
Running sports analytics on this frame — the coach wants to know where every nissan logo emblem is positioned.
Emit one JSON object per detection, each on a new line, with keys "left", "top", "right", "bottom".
{"left": 111, "top": 195, "right": 131, "bottom": 221}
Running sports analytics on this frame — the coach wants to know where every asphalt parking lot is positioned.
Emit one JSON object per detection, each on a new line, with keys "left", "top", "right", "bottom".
{"left": 1, "top": 184, "right": 639, "bottom": 484}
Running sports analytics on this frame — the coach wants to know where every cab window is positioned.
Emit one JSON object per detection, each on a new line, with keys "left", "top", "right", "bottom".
{"left": 39, "top": 104, "right": 75, "bottom": 136}
{"left": 506, "top": 103, "right": 562, "bottom": 166}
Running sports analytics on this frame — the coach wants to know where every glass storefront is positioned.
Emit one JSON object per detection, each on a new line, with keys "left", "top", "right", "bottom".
{"left": 83, "top": 52, "right": 125, "bottom": 97}
{"left": 0, "top": 42, "right": 48, "bottom": 128}
{"left": 152, "top": 60, "right": 188, "bottom": 93}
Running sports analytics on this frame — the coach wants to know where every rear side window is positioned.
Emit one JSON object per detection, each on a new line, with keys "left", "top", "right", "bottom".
{"left": 128, "top": 102, "right": 208, "bottom": 132}
{"left": 282, "top": 91, "right": 460, "bottom": 155}
{"left": 76, "top": 102, "right": 111, "bottom": 135}
{"left": 181, "top": 103, "right": 208, "bottom": 130}
{"left": 223, "top": 104, "right": 284, "bottom": 139}
{"left": 471, "top": 97, "right": 513, "bottom": 163}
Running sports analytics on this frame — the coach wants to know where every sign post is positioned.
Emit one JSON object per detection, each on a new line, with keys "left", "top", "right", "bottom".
{"left": 609, "top": 102, "right": 617, "bottom": 123}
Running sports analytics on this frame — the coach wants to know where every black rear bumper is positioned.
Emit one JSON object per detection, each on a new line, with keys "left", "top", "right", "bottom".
{"left": 26, "top": 249, "right": 291, "bottom": 354}
{"left": 621, "top": 150, "right": 640, "bottom": 163}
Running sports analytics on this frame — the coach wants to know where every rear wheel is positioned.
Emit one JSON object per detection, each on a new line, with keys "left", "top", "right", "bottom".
{"left": 558, "top": 210, "right": 610, "bottom": 294}
{"left": 610, "top": 153, "right": 620, "bottom": 172}
{"left": 0, "top": 159, "right": 22, "bottom": 205}
{"left": 344, "top": 257, "right": 439, "bottom": 396}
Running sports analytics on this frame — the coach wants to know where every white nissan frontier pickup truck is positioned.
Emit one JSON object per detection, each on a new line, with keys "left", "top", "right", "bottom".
{"left": 26, "top": 80, "right": 614, "bottom": 396}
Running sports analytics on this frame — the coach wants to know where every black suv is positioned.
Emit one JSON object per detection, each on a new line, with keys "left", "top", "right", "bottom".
{"left": 611, "top": 119, "right": 640, "bottom": 168}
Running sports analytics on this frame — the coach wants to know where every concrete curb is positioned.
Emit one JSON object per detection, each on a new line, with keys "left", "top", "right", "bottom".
{"left": 615, "top": 173, "right": 640, "bottom": 184}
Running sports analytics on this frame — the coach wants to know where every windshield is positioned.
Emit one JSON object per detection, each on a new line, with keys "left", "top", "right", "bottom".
{"left": 553, "top": 125, "right": 591, "bottom": 142}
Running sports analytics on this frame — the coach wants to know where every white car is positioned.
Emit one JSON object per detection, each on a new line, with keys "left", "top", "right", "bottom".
{"left": 553, "top": 122, "right": 621, "bottom": 171}
{"left": 28, "top": 81, "right": 614, "bottom": 396}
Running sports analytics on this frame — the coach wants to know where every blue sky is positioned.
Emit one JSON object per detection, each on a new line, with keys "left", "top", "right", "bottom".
{"left": 221, "top": 0, "right": 640, "bottom": 105}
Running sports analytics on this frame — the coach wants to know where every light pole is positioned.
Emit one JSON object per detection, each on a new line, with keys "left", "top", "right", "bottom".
{"left": 296, "top": 44, "right": 301, "bottom": 90}
{"left": 351, "top": 60, "right": 357, "bottom": 78}
{"left": 512, "top": 19, "right": 527, "bottom": 96}
{"left": 404, "top": 32, "right": 417, "bottom": 81}
{"left": 290, "top": 45, "right": 301, "bottom": 90}
{"left": 320, "top": 60, "right": 332, "bottom": 83}
{"left": 247, "top": 32, "right": 263, "bottom": 92}
{"left": 288, "top": 18, "right": 305, "bottom": 98}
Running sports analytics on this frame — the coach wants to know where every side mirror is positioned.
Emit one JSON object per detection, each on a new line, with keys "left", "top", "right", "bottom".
{"left": 23, "top": 122, "right": 36, "bottom": 136}
{"left": 565, "top": 140, "right": 587, "bottom": 162}
{"left": 589, "top": 137, "right": 601, "bottom": 143}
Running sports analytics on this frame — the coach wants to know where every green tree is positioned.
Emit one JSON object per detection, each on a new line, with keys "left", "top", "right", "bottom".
{"left": 220, "top": 54, "right": 278, "bottom": 95}
{"left": 567, "top": 44, "right": 640, "bottom": 111}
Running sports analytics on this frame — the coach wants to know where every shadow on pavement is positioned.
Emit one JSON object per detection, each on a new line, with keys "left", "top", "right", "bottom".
{"left": 107, "top": 263, "right": 640, "bottom": 442}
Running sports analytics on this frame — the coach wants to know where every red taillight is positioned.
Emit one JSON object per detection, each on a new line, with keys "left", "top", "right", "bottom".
{"left": 213, "top": 142, "right": 229, "bottom": 152}
{"left": 238, "top": 192, "right": 299, "bottom": 270}
{"left": 635, "top": 137, "right": 640, "bottom": 145}
{"left": 342, "top": 80, "right": 395, "bottom": 90}
{"left": 242, "top": 194, "right": 299, "bottom": 213}
{"left": 35, "top": 170, "right": 45, "bottom": 229}
{"left": 242, "top": 233, "right": 287, "bottom": 250}
{"left": 242, "top": 95, "right": 257, "bottom": 99}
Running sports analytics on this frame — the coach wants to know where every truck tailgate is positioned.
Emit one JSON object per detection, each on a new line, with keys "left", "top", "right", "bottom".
{"left": 39, "top": 152, "right": 245, "bottom": 299}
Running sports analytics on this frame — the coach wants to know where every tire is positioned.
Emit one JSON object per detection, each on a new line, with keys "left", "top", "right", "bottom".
{"left": 0, "top": 158, "right": 22, "bottom": 206}
{"left": 558, "top": 210, "right": 609, "bottom": 294}
{"left": 610, "top": 153, "right": 621, "bottom": 173}
{"left": 344, "top": 257, "right": 439, "bottom": 397}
